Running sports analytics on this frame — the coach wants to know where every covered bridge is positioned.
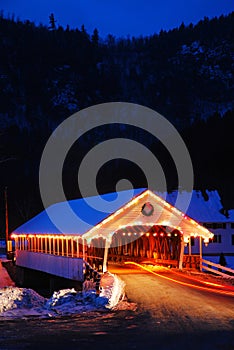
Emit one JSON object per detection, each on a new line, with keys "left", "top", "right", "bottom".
{"left": 11, "top": 189, "right": 213, "bottom": 283}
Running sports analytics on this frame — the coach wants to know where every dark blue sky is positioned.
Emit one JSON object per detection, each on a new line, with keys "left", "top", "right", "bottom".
{"left": 1, "top": 0, "right": 233, "bottom": 38}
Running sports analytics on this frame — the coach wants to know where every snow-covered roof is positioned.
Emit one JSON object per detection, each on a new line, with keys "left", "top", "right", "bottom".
{"left": 13, "top": 188, "right": 144, "bottom": 235}
{"left": 159, "top": 190, "right": 228, "bottom": 223}
{"left": 12, "top": 188, "right": 230, "bottom": 236}
{"left": 82, "top": 189, "right": 213, "bottom": 242}
{"left": 227, "top": 209, "right": 234, "bottom": 222}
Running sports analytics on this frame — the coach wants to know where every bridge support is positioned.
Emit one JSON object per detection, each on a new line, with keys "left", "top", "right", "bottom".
{"left": 103, "top": 239, "right": 110, "bottom": 272}
{"left": 199, "top": 236, "right": 202, "bottom": 271}
{"left": 179, "top": 239, "right": 184, "bottom": 270}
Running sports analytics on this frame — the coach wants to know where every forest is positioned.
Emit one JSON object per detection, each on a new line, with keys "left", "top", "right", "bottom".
{"left": 0, "top": 11, "right": 234, "bottom": 233}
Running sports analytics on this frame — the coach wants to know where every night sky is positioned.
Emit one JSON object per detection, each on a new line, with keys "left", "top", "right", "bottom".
{"left": 1, "top": 0, "right": 234, "bottom": 38}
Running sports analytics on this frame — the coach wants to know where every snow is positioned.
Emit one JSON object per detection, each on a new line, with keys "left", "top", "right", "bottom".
{"left": 0, "top": 272, "right": 126, "bottom": 319}
{"left": 0, "top": 287, "right": 45, "bottom": 316}
{"left": 13, "top": 188, "right": 144, "bottom": 235}
{"left": 100, "top": 272, "right": 125, "bottom": 309}
{"left": 13, "top": 188, "right": 230, "bottom": 237}
{"left": 158, "top": 189, "right": 229, "bottom": 223}
{"left": 180, "top": 41, "right": 204, "bottom": 55}
{"left": 204, "top": 255, "right": 234, "bottom": 269}
{"left": 13, "top": 188, "right": 234, "bottom": 239}
{"left": 227, "top": 209, "right": 234, "bottom": 222}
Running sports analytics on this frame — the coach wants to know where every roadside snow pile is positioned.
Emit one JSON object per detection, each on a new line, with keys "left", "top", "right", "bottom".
{"left": 45, "top": 273, "right": 126, "bottom": 314}
{"left": 0, "top": 287, "right": 45, "bottom": 317}
{"left": 100, "top": 273, "right": 125, "bottom": 309}
{"left": 45, "top": 288, "right": 108, "bottom": 315}
{"left": 100, "top": 272, "right": 137, "bottom": 311}
{"left": 0, "top": 273, "right": 126, "bottom": 318}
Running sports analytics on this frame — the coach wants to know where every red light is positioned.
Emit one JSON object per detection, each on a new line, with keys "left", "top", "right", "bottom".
{"left": 124, "top": 262, "right": 234, "bottom": 297}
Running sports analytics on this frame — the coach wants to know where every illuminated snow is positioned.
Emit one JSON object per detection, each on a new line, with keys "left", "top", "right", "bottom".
{"left": 100, "top": 272, "right": 125, "bottom": 309}
{"left": 0, "top": 273, "right": 125, "bottom": 319}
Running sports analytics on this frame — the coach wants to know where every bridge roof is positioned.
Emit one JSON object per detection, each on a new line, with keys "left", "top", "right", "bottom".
{"left": 12, "top": 188, "right": 214, "bottom": 242}
{"left": 82, "top": 190, "right": 213, "bottom": 242}
{"left": 12, "top": 188, "right": 144, "bottom": 236}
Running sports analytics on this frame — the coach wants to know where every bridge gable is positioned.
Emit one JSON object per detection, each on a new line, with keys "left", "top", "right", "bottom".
{"left": 83, "top": 190, "right": 213, "bottom": 243}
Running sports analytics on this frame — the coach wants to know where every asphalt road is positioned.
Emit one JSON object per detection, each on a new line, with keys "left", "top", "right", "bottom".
{"left": 0, "top": 264, "right": 234, "bottom": 350}
{"left": 109, "top": 264, "right": 234, "bottom": 335}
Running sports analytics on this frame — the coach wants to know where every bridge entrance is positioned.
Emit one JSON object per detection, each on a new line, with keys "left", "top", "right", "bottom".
{"left": 83, "top": 190, "right": 213, "bottom": 272}
{"left": 87, "top": 224, "right": 183, "bottom": 269}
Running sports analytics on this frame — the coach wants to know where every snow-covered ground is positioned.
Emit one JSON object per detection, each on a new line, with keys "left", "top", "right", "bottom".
{"left": 1, "top": 254, "right": 232, "bottom": 320}
{"left": 203, "top": 255, "right": 234, "bottom": 269}
{"left": 0, "top": 272, "right": 127, "bottom": 319}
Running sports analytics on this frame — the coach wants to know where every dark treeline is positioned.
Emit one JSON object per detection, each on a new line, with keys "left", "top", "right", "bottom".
{"left": 0, "top": 12, "right": 234, "bottom": 233}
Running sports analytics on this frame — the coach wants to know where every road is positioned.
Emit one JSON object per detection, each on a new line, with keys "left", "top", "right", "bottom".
{"left": 109, "top": 264, "right": 234, "bottom": 334}
{"left": 0, "top": 264, "right": 234, "bottom": 350}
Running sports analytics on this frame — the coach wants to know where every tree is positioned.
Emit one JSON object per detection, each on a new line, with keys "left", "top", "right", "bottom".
{"left": 81, "top": 24, "right": 89, "bottom": 40}
{"left": 91, "top": 28, "right": 99, "bottom": 45}
{"left": 107, "top": 34, "right": 115, "bottom": 47}
{"left": 48, "top": 13, "right": 57, "bottom": 30}
{"left": 81, "top": 24, "right": 86, "bottom": 34}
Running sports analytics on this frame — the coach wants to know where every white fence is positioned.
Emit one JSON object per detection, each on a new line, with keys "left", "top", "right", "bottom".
{"left": 201, "top": 258, "right": 234, "bottom": 278}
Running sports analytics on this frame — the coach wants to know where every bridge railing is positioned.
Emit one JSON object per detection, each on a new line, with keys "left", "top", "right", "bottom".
{"left": 201, "top": 258, "right": 234, "bottom": 278}
{"left": 83, "top": 261, "right": 102, "bottom": 295}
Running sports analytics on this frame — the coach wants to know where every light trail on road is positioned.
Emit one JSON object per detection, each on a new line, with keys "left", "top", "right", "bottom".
{"left": 124, "top": 262, "right": 234, "bottom": 297}
{"left": 162, "top": 265, "right": 234, "bottom": 291}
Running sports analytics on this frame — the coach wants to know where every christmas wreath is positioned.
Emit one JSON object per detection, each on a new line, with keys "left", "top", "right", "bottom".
{"left": 141, "top": 202, "right": 154, "bottom": 216}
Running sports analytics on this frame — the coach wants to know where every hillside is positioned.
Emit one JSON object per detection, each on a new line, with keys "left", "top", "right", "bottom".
{"left": 0, "top": 12, "right": 234, "bottom": 232}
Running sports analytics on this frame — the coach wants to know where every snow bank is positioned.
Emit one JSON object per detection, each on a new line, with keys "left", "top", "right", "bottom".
{"left": 100, "top": 272, "right": 137, "bottom": 311}
{"left": 100, "top": 272, "right": 125, "bottom": 309}
{"left": 0, "top": 273, "right": 126, "bottom": 319}
{"left": 0, "top": 287, "right": 46, "bottom": 318}
{"left": 45, "top": 287, "right": 108, "bottom": 315}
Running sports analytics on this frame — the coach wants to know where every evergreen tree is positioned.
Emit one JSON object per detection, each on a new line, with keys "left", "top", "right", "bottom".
{"left": 48, "top": 13, "right": 57, "bottom": 30}
{"left": 91, "top": 28, "right": 99, "bottom": 45}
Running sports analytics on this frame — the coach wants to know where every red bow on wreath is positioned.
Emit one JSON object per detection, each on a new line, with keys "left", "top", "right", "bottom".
{"left": 141, "top": 202, "right": 154, "bottom": 216}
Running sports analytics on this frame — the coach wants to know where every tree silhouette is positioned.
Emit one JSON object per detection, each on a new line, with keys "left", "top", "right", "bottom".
{"left": 91, "top": 28, "right": 99, "bottom": 45}
{"left": 48, "top": 13, "right": 57, "bottom": 30}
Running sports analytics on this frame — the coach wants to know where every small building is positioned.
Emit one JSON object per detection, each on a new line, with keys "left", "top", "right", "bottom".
{"left": 11, "top": 189, "right": 215, "bottom": 284}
